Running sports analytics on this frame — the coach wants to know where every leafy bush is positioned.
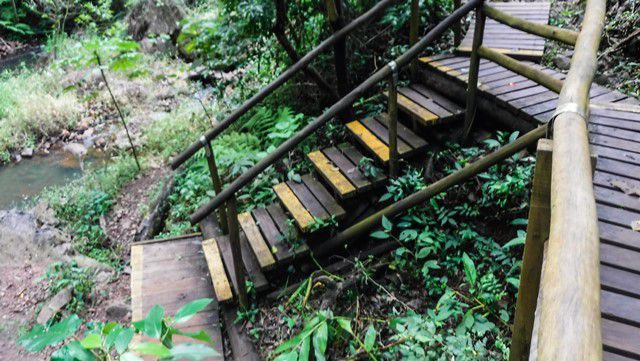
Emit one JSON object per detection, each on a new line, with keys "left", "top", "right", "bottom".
{"left": 41, "top": 156, "right": 140, "bottom": 265}
{"left": 41, "top": 261, "right": 95, "bottom": 314}
{"left": 19, "top": 298, "right": 219, "bottom": 360}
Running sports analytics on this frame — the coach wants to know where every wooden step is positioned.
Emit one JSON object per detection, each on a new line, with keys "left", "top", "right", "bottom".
{"left": 346, "top": 113, "right": 428, "bottom": 164}
{"left": 240, "top": 204, "right": 309, "bottom": 266}
{"left": 202, "top": 238, "right": 234, "bottom": 303}
{"left": 130, "top": 235, "right": 224, "bottom": 359}
{"left": 307, "top": 143, "right": 387, "bottom": 199}
{"left": 199, "top": 215, "right": 270, "bottom": 299}
{"left": 273, "top": 174, "right": 345, "bottom": 233}
{"left": 384, "top": 84, "right": 464, "bottom": 126}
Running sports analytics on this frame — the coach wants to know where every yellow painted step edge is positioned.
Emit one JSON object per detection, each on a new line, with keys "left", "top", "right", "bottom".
{"left": 131, "top": 244, "right": 144, "bottom": 322}
{"left": 202, "top": 238, "right": 233, "bottom": 303}
{"left": 237, "top": 212, "right": 276, "bottom": 270}
{"left": 396, "top": 93, "right": 440, "bottom": 125}
{"left": 346, "top": 121, "right": 390, "bottom": 163}
{"left": 273, "top": 183, "right": 315, "bottom": 232}
{"left": 307, "top": 151, "right": 356, "bottom": 198}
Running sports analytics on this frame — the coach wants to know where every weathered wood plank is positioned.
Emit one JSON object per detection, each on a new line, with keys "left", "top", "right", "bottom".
{"left": 300, "top": 174, "right": 345, "bottom": 220}
{"left": 322, "top": 146, "right": 371, "bottom": 192}
{"left": 192, "top": 239, "right": 231, "bottom": 303}
{"left": 273, "top": 182, "right": 315, "bottom": 232}
{"left": 237, "top": 213, "right": 276, "bottom": 270}
{"left": 308, "top": 150, "right": 356, "bottom": 198}
{"left": 286, "top": 180, "right": 330, "bottom": 219}
{"left": 346, "top": 120, "right": 390, "bottom": 163}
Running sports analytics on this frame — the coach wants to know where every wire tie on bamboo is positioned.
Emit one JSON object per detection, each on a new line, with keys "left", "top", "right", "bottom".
{"left": 199, "top": 135, "right": 207, "bottom": 147}
{"left": 551, "top": 102, "right": 589, "bottom": 122}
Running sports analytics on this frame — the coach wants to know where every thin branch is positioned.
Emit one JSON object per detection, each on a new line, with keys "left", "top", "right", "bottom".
{"left": 94, "top": 52, "right": 141, "bottom": 171}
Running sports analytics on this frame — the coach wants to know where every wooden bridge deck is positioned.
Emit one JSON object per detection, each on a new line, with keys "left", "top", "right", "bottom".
{"left": 458, "top": 2, "right": 552, "bottom": 60}
{"left": 421, "top": 54, "right": 640, "bottom": 359}
{"left": 131, "top": 235, "right": 224, "bottom": 360}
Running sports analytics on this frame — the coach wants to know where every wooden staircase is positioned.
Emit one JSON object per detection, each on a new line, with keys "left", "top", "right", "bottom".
{"left": 200, "top": 81, "right": 463, "bottom": 303}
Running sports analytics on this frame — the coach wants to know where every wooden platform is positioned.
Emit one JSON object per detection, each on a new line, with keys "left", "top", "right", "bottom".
{"left": 419, "top": 55, "right": 639, "bottom": 126}
{"left": 346, "top": 113, "right": 428, "bottom": 164}
{"left": 273, "top": 174, "right": 346, "bottom": 233}
{"left": 131, "top": 235, "right": 224, "bottom": 359}
{"left": 420, "top": 54, "right": 640, "bottom": 360}
{"left": 458, "top": 2, "right": 552, "bottom": 60}
{"left": 308, "top": 143, "right": 387, "bottom": 199}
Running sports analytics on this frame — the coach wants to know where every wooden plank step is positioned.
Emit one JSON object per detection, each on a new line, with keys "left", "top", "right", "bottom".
{"left": 237, "top": 212, "right": 276, "bottom": 270}
{"left": 252, "top": 205, "right": 309, "bottom": 264}
{"left": 201, "top": 239, "right": 233, "bottom": 303}
{"left": 130, "top": 236, "right": 224, "bottom": 359}
{"left": 387, "top": 84, "right": 464, "bottom": 126}
{"left": 307, "top": 143, "right": 387, "bottom": 199}
{"left": 346, "top": 114, "right": 428, "bottom": 164}
{"left": 273, "top": 175, "right": 345, "bottom": 233}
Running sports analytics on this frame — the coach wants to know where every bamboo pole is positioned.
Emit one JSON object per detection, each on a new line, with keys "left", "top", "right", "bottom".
{"left": 201, "top": 137, "right": 229, "bottom": 234}
{"left": 461, "top": 2, "right": 485, "bottom": 143}
{"left": 189, "top": 0, "right": 481, "bottom": 225}
{"left": 509, "top": 139, "right": 552, "bottom": 361}
{"left": 478, "top": 46, "right": 564, "bottom": 93}
{"left": 388, "top": 64, "right": 399, "bottom": 178}
{"left": 170, "top": 0, "right": 397, "bottom": 169}
{"left": 314, "top": 125, "right": 548, "bottom": 257}
{"left": 483, "top": 4, "right": 578, "bottom": 46}
{"left": 227, "top": 196, "right": 249, "bottom": 309}
{"left": 409, "top": 0, "right": 420, "bottom": 80}
{"left": 326, "top": 0, "right": 352, "bottom": 121}
{"left": 536, "top": 0, "right": 605, "bottom": 359}
{"left": 453, "top": 0, "right": 462, "bottom": 45}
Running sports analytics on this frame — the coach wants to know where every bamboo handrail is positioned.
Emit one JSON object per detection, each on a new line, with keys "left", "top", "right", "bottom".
{"left": 189, "top": 0, "right": 482, "bottom": 225}
{"left": 536, "top": 0, "right": 605, "bottom": 359}
{"left": 169, "top": 0, "right": 397, "bottom": 169}
{"left": 483, "top": 4, "right": 578, "bottom": 46}
{"left": 315, "top": 124, "right": 548, "bottom": 257}
{"left": 477, "top": 46, "right": 563, "bottom": 93}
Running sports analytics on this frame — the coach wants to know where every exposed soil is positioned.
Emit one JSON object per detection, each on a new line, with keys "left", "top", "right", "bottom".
{"left": 104, "top": 166, "right": 170, "bottom": 257}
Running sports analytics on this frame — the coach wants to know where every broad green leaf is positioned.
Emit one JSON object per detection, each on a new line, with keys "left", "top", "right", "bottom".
{"left": 173, "top": 298, "right": 213, "bottom": 323}
{"left": 132, "top": 342, "right": 171, "bottom": 358}
{"left": 51, "top": 340, "right": 95, "bottom": 361}
{"left": 370, "top": 231, "right": 389, "bottom": 239}
{"left": 120, "top": 352, "right": 144, "bottom": 361}
{"left": 80, "top": 333, "right": 102, "bottom": 349}
{"left": 503, "top": 236, "right": 525, "bottom": 248}
{"left": 102, "top": 322, "right": 118, "bottom": 335}
{"left": 335, "top": 317, "right": 352, "bottom": 335}
{"left": 18, "top": 315, "right": 82, "bottom": 352}
{"left": 274, "top": 350, "right": 298, "bottom": 361}
{"left": 381, "top": 216, "right": 392, "bottom": 231}
{"left": 363, "top": 324, "right": 377, "bottom": 352}
{"left": 461, "top": 253, "right": 477, "bottom": 286}
{"left": 298, "top": 337, "right": 310, "bottom": 361}
{"left": 173, "top": 329, "right": 213, "bottom": 345}
{"left": 168, "top": 343, "right": 220, "bottom": 360}
{"left": 416, "top": 247, "right": 431, "bottom": 259}
{"left": 509, "top": 131, "right": 520, "bottom": 143}
{"left": 115, "top": 328, "right": 135, "bottom": 354}
{"left": 312, "top": 322, "right": 328, "bottom": 361}
{"left": 143, "top": 305, "right": 164, "bottom": 338}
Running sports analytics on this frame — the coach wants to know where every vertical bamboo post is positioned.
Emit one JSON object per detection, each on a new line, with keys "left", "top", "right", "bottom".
{"left": 409, "top": 0, "right": 420, "bottom": 81}
{"left": 325, "top": 0, "right": 351, "bottom": 121}
{"left": 226, "top": 195, "right": 249, "bottom": 309}
{"left": 453, "top": 0, "right": 462, "bottom": 45}
{"left": 460, "top": 1, "right": 485, "bottom": 143}
{"left": 388, "top": 61, "right": 399, "bottom": 178}
{"left": 201, "top": 136, "right": 229, "bottom": 234}
{"left": 510, "top": 139, "right": 552, "bottom": 361}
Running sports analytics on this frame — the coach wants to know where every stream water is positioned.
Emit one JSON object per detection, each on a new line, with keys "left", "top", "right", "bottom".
{"left": 0, "top": 150, "right": 107, "bottom": 209}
